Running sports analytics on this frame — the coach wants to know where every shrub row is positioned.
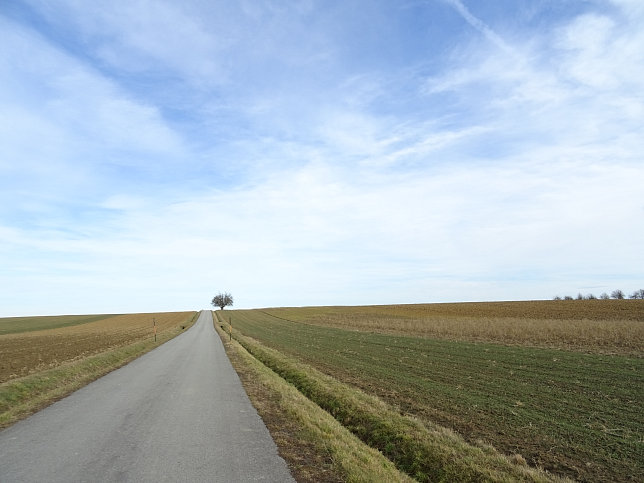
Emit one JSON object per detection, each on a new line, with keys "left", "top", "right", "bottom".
{"left": 554, "top": 289, "right": 644, "bottom": 300}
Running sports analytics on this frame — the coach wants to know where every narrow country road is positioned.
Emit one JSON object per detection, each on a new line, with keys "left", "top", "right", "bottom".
{"left": 0, "top": 311, "right": 294, "bottom": 482}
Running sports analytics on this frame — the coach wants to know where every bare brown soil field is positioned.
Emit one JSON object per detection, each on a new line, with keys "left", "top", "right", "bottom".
{"left": 0, "top": 312, "right": 194, "bottom": 384}
{"left": 264, "top": 299, "right": 644, "bottom": 355}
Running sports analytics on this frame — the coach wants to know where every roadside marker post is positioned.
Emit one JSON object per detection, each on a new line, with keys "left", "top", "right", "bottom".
{"left": 229, "top": 316, "right": 232, "bottom": 341}
{"left": 153, "top": 318, "right": 157, "bottom": 342}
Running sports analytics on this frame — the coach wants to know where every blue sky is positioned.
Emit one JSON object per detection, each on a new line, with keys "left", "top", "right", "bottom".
{"left": 1, "top": 0, "right": 643, "bottom": 316}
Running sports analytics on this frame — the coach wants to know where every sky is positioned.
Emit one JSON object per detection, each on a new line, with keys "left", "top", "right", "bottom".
{"left": 1, "top": 0, "right": 643, "bottom": 316}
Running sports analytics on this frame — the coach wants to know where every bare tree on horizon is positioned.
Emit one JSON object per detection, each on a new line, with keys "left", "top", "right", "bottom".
{"left": 212, "top": 292, "right": 234, "bottom": 310}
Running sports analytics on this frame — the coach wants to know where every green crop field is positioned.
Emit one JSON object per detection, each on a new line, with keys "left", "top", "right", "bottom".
{"left": 224, "top": 304, "right": 643, "bottom": 482}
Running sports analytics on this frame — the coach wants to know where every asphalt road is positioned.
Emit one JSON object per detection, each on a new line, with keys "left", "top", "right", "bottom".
{"left": 0, "top": 310, "right": 294, "bottom": 482}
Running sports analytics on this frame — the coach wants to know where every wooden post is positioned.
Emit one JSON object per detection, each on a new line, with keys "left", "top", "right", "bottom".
{"left": 229, "top": 316, "right": 232, "bottom": 341}
{"left": 153, "top": 318, "right": 157, "bottom": 342}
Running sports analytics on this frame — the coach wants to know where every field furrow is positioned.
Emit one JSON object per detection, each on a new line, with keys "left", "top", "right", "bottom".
{"left": 226, "top": 303, "right": 643, "bottom": 482}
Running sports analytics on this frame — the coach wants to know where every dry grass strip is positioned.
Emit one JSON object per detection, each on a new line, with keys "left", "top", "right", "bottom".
{"left": 214, "top": 317, "right": 413, "bottom": 482}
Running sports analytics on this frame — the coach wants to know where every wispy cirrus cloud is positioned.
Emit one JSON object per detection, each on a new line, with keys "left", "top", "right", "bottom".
{"left": 425, "top": 0, "right": 644, "bottom": 161}
{"left": 0, "top": 16, "right": 189, "bottom": 218}
{"left": 0, "top": 1, "right": 642, "bottom": 315}
{"left": 442, "top": 0, "right": 515, "bottom": 54}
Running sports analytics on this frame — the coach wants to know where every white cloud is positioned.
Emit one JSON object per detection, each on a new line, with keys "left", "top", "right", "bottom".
{"left": 4, "top": 152, "right": 642, "bottom": 315}
{"left": 0, "top": 17, "right": 187, "bottom": 210}
{"left": 25, "top": 0, "right": 227, "bottom": 85}
{"left": 315, "top": 110, "right": 391, "bottom": 159}
{"left": 1, "top": 1, "right": 642, "bottom": 315}
{"left": 443, "top": 0, "right": 515, "bottom": 54}
{"left": 423, "top": 1, "right": 644, "bottom": 168}
{"left": 556, "top": 12, "right": 644, "bottom": 91}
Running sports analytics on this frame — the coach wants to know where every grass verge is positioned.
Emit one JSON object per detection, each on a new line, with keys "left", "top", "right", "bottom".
{"left": 214, "top": 314, "right": 412, "bottom": 482}
{"left": 0, "top": 312, "right": 198, "bottom": 430}
{"left": 215, "top": 314, "right": 562, "bottom": 482}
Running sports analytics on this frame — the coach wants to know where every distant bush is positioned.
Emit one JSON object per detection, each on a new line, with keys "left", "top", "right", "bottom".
{"left": 630, "top": 289, "right": 644, "bottom": 299}
{"left": 553, "top": 290, "right": 642, "bottom": 301}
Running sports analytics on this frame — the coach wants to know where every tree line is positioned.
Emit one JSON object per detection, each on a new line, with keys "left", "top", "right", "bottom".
{"left": 553, "top": 289, "right": 644, "bottom": 300}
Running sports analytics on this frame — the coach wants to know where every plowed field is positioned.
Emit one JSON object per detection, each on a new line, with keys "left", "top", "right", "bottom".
{"left": 0, "top": 312, "right": 195, "bottom": 384}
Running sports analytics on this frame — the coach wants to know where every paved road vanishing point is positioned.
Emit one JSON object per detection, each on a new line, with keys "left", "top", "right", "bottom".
{"left": 0, "top": 310, "right": 294, "bottom": 482}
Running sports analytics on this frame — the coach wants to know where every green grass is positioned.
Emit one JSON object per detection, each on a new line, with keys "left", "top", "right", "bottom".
{"left": 218, "top": 314, "right": 558, "bottom": 482}
{"left": 0, "top": 314, "right": 118, "bottom": 335}
{"left": 226, "top": 309, "right": 643, "bottom": 482}
{"left": 214, "top": 318, "right": 415, "bottom": 482}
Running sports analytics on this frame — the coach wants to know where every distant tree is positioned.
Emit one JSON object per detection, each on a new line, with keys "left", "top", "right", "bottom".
{"left": 586, "top": 293, "right": 597, "bottom": 300}
{"left": 564, "top": 295, "right": 574, "bottom": 301}
{"left": 611, "top": 289, "right": 625, "bottom": 300}
{"left": 553, "top": 296, "right": 562, "bottom": 301}
{"left": 576, "top": 293, "right": 584, "bottom": 300}
{"left": 629, "top": 289, "right": 644, "bottom": 299}
{"left": 599, "top": 293, "right": 610, "bottom": 300}
{"left": 211, "top": 292, "right": 234, "bottom": 310}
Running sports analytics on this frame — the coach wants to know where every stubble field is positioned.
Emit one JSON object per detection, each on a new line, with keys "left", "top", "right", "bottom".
{"left": 225, "top": 300, "right": 643, "bottom": 482}
{"left": 262, "top": 300, "right": 644, "bottom": 354}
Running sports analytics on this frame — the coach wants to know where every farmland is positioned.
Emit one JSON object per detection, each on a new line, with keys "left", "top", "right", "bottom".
{"left": 222, "top": 301, "right": 643, "bottom": 482}
{"left": 262, "top": 300, "right": 644, "bottom": 354}
{"left": 0, "top": 312, "right": 196, "bottom": 384}
{"left": 0, "top": 311, "right": 197, "bottom": 427}
{"left": 0, "top": 314, "right": 117, "bottom": 336}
